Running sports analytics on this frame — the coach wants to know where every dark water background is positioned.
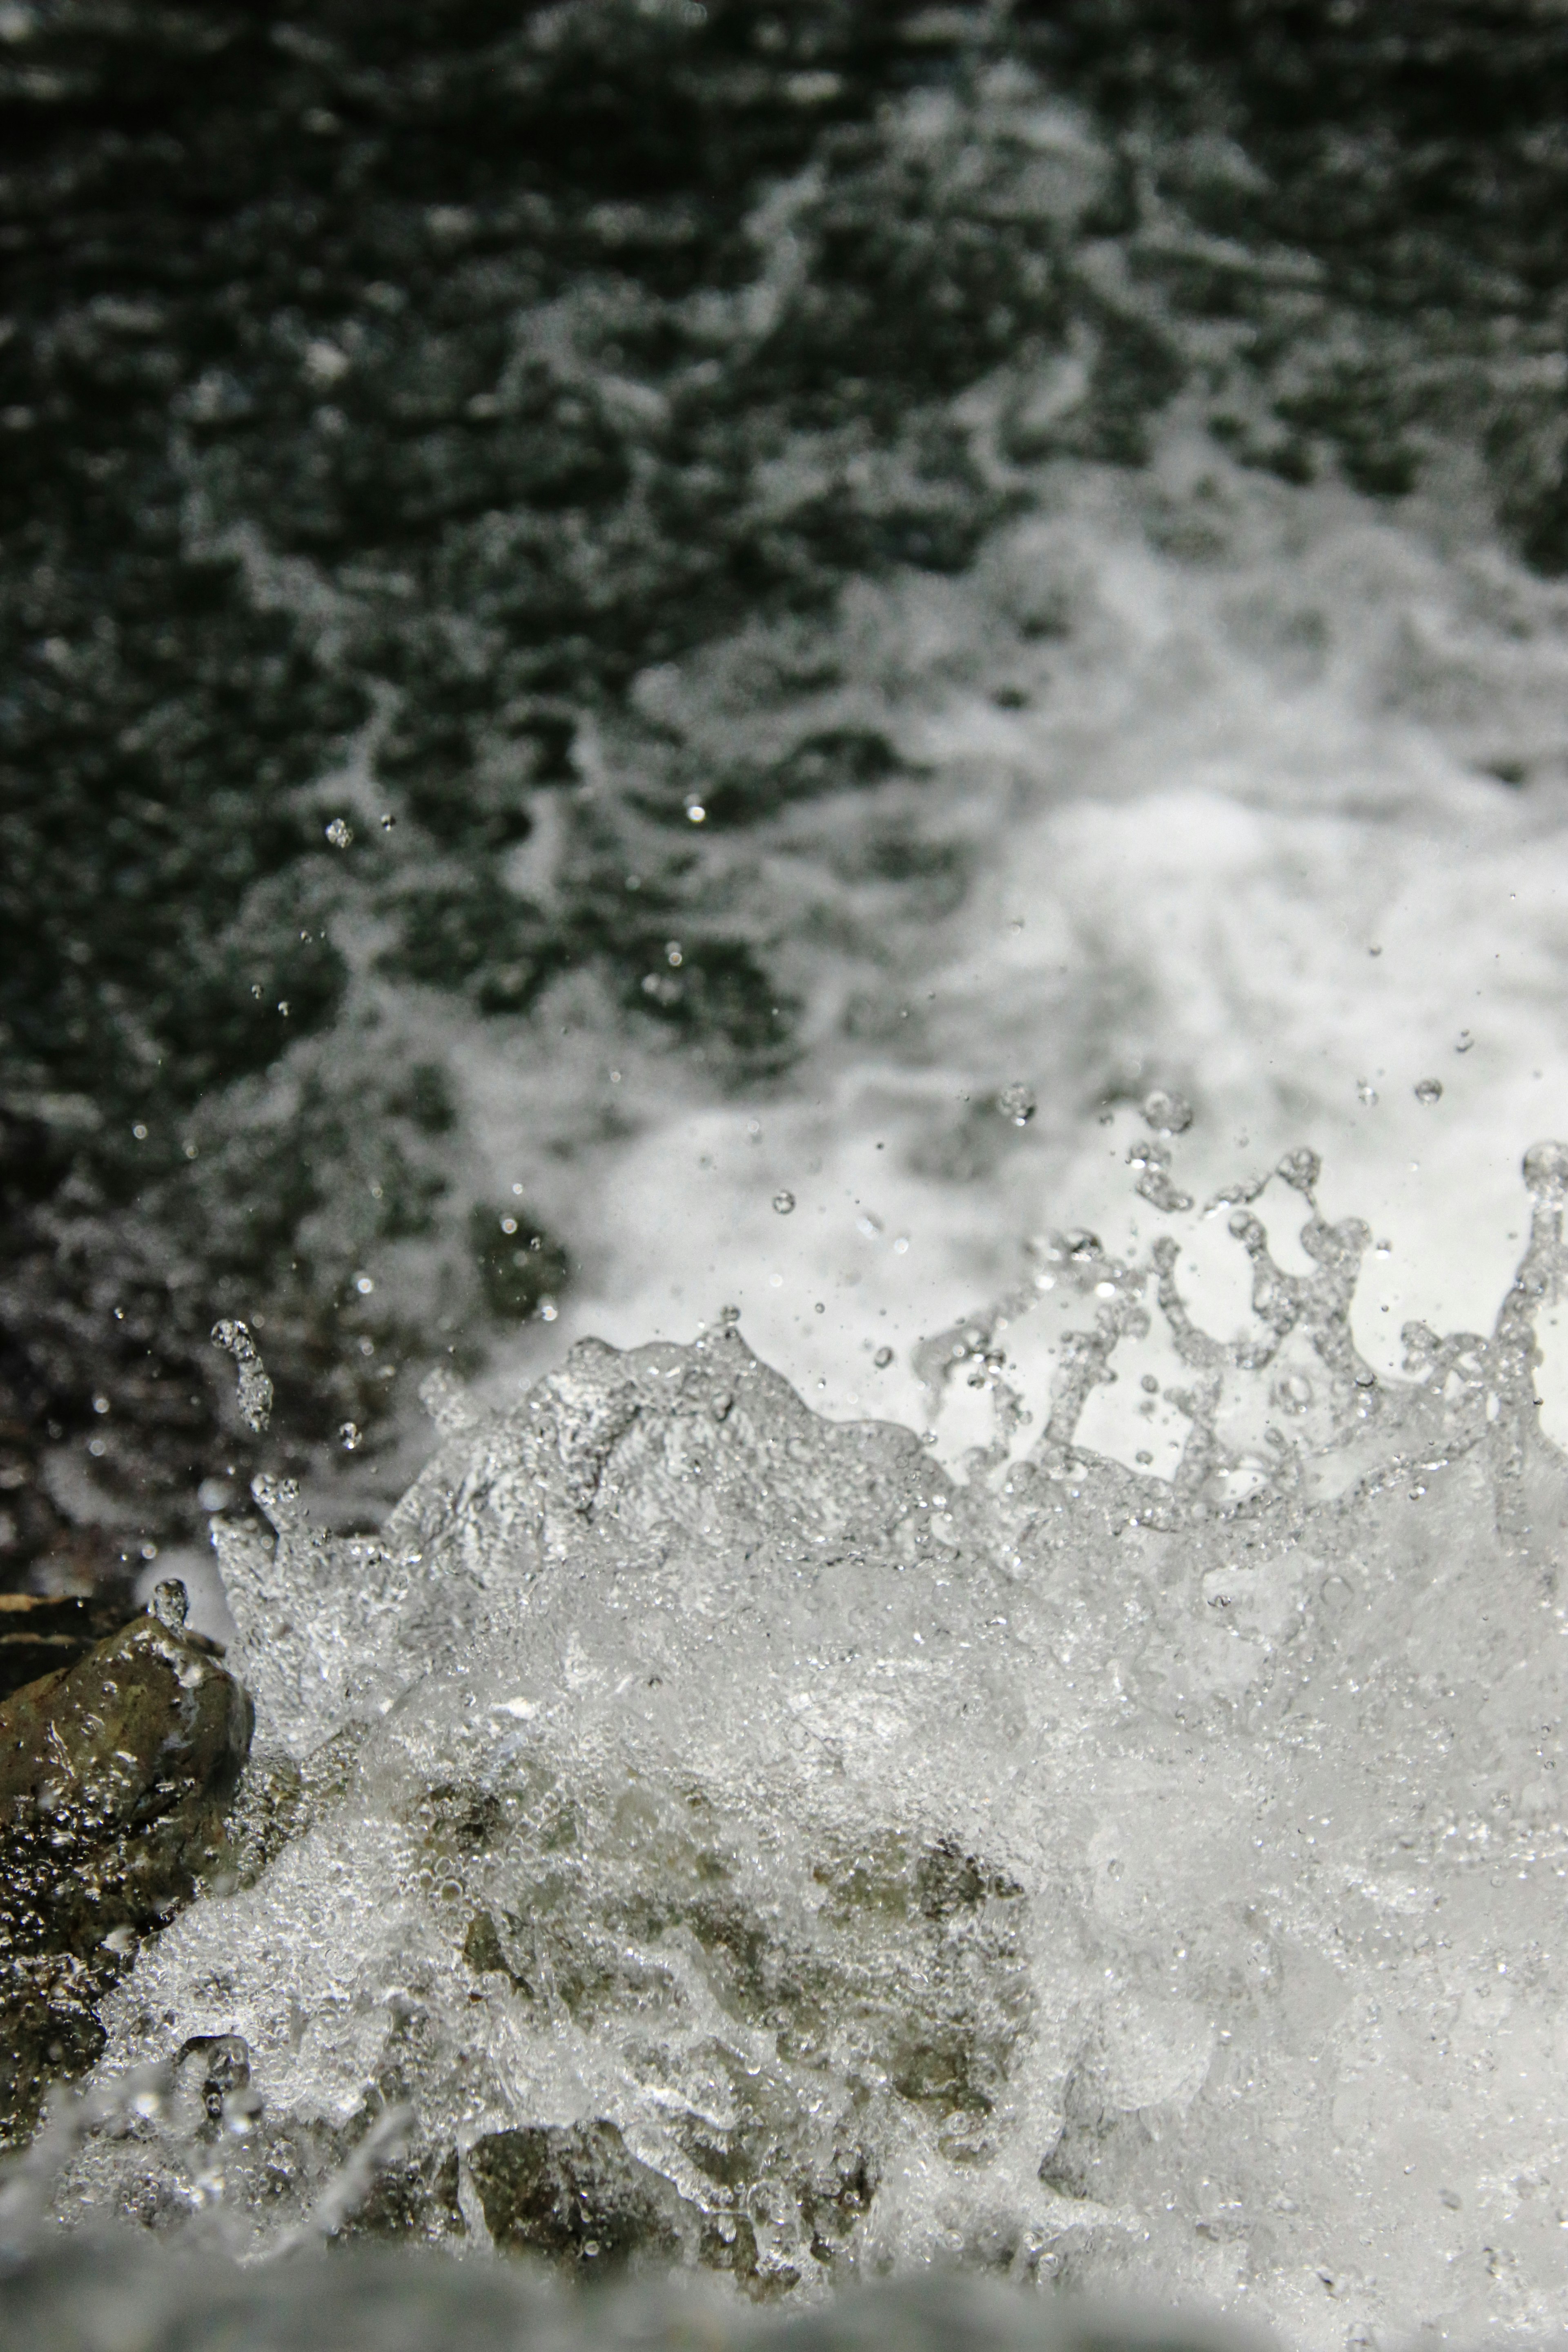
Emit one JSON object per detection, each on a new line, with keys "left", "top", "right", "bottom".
{"left": 4, "top": 0, "right": 1568, "bottom": 1655}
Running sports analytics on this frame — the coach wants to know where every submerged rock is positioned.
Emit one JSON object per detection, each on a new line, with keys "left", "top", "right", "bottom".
{"left": 0, "top": 1584, "right": 253, "bottom": 2145}
{"left": 41, "top": 1152, "right": 1568, "bottom": 2346}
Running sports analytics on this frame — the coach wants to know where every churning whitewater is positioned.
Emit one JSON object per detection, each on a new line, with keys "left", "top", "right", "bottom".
{"left": 36, "top": 1133, "right": 1568, "bottom": 2352}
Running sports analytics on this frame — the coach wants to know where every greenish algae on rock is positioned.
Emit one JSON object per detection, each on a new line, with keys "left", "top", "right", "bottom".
{"left": 0, "top": 1582, "right": 253, "bottom": 2147}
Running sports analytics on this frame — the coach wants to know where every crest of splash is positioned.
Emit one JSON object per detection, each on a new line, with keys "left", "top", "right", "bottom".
{"left": 42, "top": 1143, "right": 1568, "bottom": 2347}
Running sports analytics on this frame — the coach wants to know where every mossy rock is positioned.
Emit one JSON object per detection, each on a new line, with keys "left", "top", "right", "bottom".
{"left": 0, "top": 1586, "right": 253, "bottom": 2145}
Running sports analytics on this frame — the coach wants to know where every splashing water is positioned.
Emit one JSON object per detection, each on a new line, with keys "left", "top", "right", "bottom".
{"left": 209, "top": 1323, "right": 273, "bottom": 1437}
{"left": 28, "top": 1134, "right": 1568, "bottom": 2348}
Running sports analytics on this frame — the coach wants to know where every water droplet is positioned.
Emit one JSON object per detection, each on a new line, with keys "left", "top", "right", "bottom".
{"left": 324, "top": 817, "right": 354, "bottom": 849}
{"left": 874, "top": 1345, "right": 894, "bottom": 1368}
{"left": 814, "top": 1301, "right": 825, "bottom": 1314}
{"left": 666, "top": 941, "right": 683, "bottom": 967}
{"left": 1356, "top": 1078, "right": 1379, "bottom": 1106}
{"left": 91, "top": 1393, "right": 109, "bottom": 1415}
{"left": 148, "top": 1579, "right": 188, "bottom": 1630}
{"left": 772, "top": 1190, "right": 796, "bottom": 1214}
{"left": 719, "top": 1304, "right": 741, "bottom": 1325}
{"left": 211, "top": 1318, "right": 273, "bottom": 1433}
{"left": 1455, "top": 1029, "right": 1473, "bottom": 1054}
{"left": 339, "top": 1421, "right": 361, "bottom": 1451}
{"left": 500, "top": 1214, "right": 518, "bottom": 1235}
{"left": 539, "top": 1299, "right": 559, "bottom": 1322}
{"left": 1142, "top": 1089, "right": 1193, "bottom": 1135}
{"left": 131, "top": 1122, "right": 147, "bottom": 1139}
{"left": 997, "top": 1081, "right": 1036, "bottom": 1127}
{"left": 354, "top": 1273, "right": 375, "bottom": 1294}
{"left": 379, "top": 812, "right": 396, "bottom": 831}
{"left": 1414, "top": 1078, "right": 1443, "bottom": 1106}
{"left": 1276, "top": 1147, "right": 1321, "bottom": 1194}
{"left": 685, "top": 802, "right": 706, "bottom": 823}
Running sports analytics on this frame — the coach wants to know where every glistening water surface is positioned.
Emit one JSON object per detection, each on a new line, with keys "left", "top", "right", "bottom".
{"left": 5, "top": 6, "right": 1568, "bottom": 2346}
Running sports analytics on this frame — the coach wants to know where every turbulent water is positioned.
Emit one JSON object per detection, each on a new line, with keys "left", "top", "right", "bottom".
{"left": 7, "top": 8, "right": 1568, "bottom": 2347}
{"left": 20, "top": 1131, "right": 1567, "bottom": 2349}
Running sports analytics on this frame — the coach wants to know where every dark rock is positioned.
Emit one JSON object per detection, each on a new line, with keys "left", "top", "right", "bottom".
{"left": 0, "top": 1590, "right": 144, "bottom": 1706}
{"left": 467, "top": 2119, "right": 688, "bottom": 2272}
{"left": 0, "top": 1587, "right": 253, "bottom": 2146}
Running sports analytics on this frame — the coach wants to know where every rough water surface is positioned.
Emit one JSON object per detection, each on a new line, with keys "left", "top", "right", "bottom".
{"left": 31, "top": 1140, "right": 1568, "bottom": 2351}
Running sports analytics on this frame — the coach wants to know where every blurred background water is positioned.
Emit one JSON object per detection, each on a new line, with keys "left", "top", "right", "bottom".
{"left": 4, "top": 0, "right": 1568, "bottom": 1638}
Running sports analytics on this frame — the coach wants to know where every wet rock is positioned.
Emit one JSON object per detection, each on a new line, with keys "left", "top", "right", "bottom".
{"left": 0, "top": 1590, "right": 143, "bottom": 1706}
{"left": 467, "top": 2120, "right": 687, "bottom": 2273}
{"left": 0, "top": 1583, "right": 252, "bottom": 2145}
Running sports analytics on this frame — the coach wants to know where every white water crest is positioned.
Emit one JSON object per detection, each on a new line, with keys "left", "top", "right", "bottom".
{"left": 360, "top": 435, "right": 1568, "bottom": 1494}
{"left": 53, "top": 1130, "right": 1568, "bottom": 2350}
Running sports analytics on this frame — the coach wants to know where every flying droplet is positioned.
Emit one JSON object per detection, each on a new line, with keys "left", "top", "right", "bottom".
{"left": 211, "top": 1319, "right": 273, "bottom": 1434}
{"left": 1414, "top": 1078, "right": 1443, "bottom": 1106}
{"left": 685, "top": 802, "right": 706, "bottom": 824}
{"left": 148, "top": 1579, "right": 188, "bottom": 1632}
{"left": 379, "top": 812, "right": 396, "bottom": 831}
{"left": 324, "top": 817, "right": 354, "bottom": 849}
{"left": 1455, "top": 1029, "right": 1473, "bottom": 1054}
{"left": 354, "top": 1273, "right": 374, "bottom": 1294}
{"left": 339, "top": 1421, "right": 361, "bottom": 1452}
{"left": 1356, "top": 1078, "right": 1379, "bottom": 1106}
{"left": 996, "top": 1082, "right": 1036, "bottom": 1127}
{"left": 772, "top": 1190, "right": 796, "bottom": 1214}
{"left": 873, "top": 1345, "right": 894, "bottom": 1368}
{"left": 1142, "top": 1089, "right": 1193, "bottom": 1135}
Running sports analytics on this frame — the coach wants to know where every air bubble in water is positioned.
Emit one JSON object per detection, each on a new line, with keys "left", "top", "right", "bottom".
{"left": 324, "top": 817, "right": 354, "bottom": 849}
{"left": 339, "top": 1421, "right": 361, "bottom": 1451}
{"left": 1414, "top": 1077, "right": 1444, "bottom": 1105}
{"left": 772, "top": 1190, "right": 796, "bottom": 1214}
{"left": 997, "top": 1082, "right": 1036, "bottom": 1127}
{"left": 1142, "top": 1089, "right": 1193, "bottom": 1135}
